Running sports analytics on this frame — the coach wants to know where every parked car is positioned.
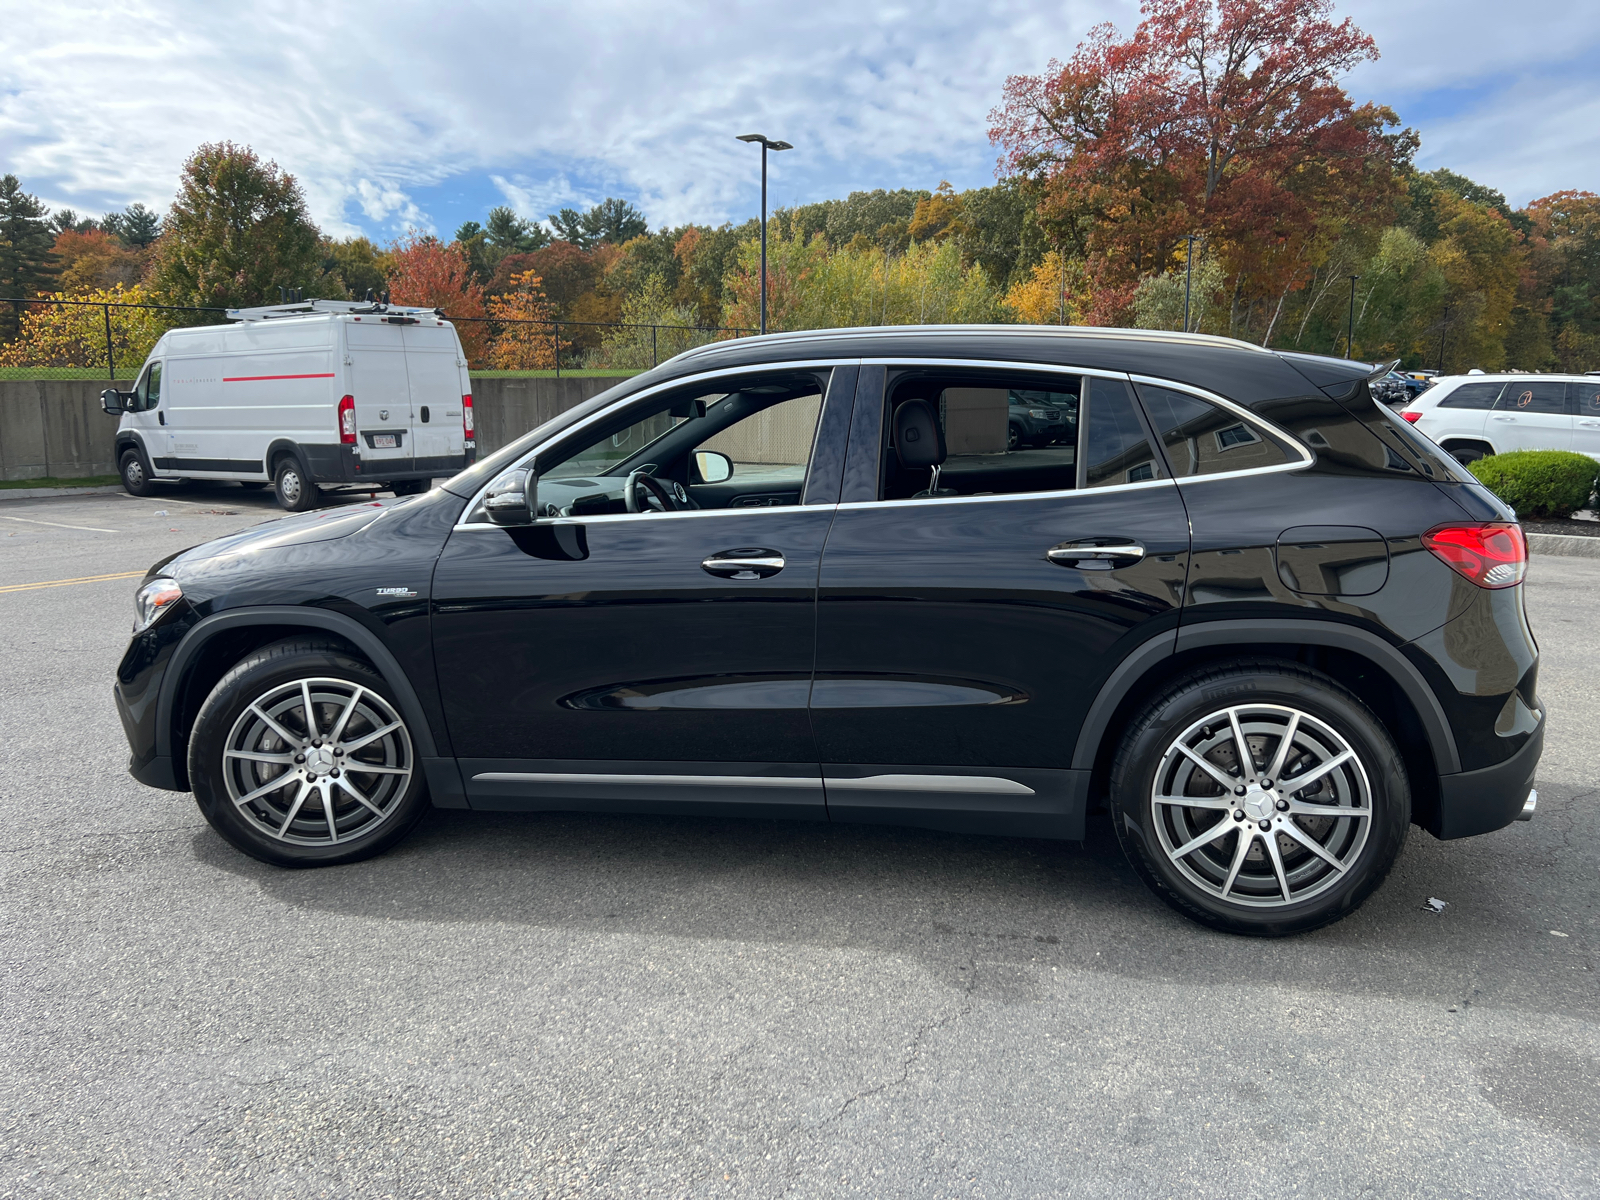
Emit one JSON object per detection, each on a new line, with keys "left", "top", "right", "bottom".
{"left": 113, "top": 326, "right": 1541, "bottom": 937}
{"left": 101, "top": 299, "right": 476, "bottom": 511}
{"left": 1008, "top": 389, "right": 1075, "bottom": 448}
{"left": 1372, "top": 370, "right": 1429, "bottom": 407}
{"left": 1400, "top": 372, "right": 1600, "bottom": 464}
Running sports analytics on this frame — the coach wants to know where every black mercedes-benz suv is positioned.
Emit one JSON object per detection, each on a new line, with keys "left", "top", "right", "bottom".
{"left": 113, "top": 327, "right": 1542, "bottom": 936}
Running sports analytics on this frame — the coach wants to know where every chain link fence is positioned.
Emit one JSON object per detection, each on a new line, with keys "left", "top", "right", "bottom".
{"left": 0, "top": 297, "right": 757, "bottom": 381}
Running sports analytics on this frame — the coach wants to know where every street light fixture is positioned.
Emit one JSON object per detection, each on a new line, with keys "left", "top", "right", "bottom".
{"left": 737, "top": 133, "right": 793, "bottom": 335}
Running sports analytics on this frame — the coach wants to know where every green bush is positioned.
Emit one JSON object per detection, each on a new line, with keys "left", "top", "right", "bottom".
{"left": 1468, "top": 450, "right": 1600, "bottom": 519}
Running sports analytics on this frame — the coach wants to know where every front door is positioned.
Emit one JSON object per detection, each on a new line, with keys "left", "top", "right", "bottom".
{"left": 346, "top": 322, "right": 414, "bottom": 474}
{"left": 811, "top": 367, "right": 1191, "bottom": 838}
{"left": 1570, "top": 379, "right": 1600, "bottom": 459}
{"left": 431, "top": 365, "right": 855, "bottom": 818}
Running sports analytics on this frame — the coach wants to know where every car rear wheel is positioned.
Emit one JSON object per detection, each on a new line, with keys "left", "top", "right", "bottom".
{"left": 119, "top": 448, "right": 156, "bottom": 497}
{"left": 1110, "top": 662, "right": 1409, "bottom": 936}
{"left": 1444, "top": 442, "right": 1490, "bottom": 467}
{"left": 274, "top": 456, "right": 320, "bottom": 511}
{"left": 187, "top": 639, "right": 430, "bottom": 867}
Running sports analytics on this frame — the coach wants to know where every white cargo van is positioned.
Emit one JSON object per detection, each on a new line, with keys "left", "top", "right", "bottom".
{"left": 102, "top": 300, "right": 477, "bottom": 510}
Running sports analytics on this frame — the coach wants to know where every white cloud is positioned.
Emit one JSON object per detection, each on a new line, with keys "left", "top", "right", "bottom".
{"left": 0, "top": 0, "right": 1595, "bottom": 238}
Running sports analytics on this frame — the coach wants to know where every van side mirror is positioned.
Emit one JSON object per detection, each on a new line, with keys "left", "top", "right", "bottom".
{"left": 484, "top": 467, "right": 536, "bottom": 527}
{"left": 101, "top": 389, "right": 129, "bottom": 416}
{"left": 692, "top": 450, "right": 733, "bottom": 484}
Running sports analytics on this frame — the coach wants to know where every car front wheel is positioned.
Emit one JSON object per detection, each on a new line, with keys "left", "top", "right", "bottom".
{"left": 187, "top": 640, "right": 430, "bottom": 867}
{"left": 1110, "top": 662, "right": 1409, "bottom": 936}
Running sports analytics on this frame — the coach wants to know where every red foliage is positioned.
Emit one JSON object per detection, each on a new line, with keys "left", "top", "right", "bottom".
{"left": 387, "top": 232, "right": 488, "bottom": 362}
{"left": 990, "top": 0, "right": 1405, "bottom": 324}
{"left": 491, "top": 240, "right": 606, "bottom": 307}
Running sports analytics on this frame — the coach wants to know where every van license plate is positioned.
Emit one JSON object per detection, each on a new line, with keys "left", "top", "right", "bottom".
{"left": 371, "top": 434, "right": 397, "bottom": 449}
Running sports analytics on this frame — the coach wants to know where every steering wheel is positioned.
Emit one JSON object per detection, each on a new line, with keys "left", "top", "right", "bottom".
{"left": 624, "top": 469, "right": 682, "bottom": 513}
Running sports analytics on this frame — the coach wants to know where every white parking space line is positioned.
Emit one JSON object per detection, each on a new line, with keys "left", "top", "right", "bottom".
{"left": 0, "top": 513, "right": 120, "bottom": 533}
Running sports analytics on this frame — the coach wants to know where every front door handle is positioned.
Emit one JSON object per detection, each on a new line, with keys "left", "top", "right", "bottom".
{"left": 702, "top": 548, "right": 785, "bottom": 579}
{"left": 1047, "top": 540, "right": 1145, "bottom": 568}
{"left": 1491, "top": 416, "right": 1518, "bottom": 422}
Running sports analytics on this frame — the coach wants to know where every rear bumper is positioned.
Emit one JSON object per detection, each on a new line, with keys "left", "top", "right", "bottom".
{"left": 1432, "top": 717, "right": 1543, "bottom": 840}
{"left": 304, "top": 444, "right": 474, "bottom": 485}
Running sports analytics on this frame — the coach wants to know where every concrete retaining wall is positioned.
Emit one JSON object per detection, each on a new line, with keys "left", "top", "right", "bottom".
{"left": 0, "top": 375, "right": 634, "bottom": 481}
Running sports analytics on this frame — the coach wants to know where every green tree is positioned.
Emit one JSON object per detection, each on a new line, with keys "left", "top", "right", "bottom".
{"left": 486, "top": 206, "right": 549, "bottom": 253}
{"left": 322, "top": 236, "right": 391, "bottom": 300}
{"left": 0, "top": 174, "right": 58, "bottom": 339}
{"left": 150, "top": 142, "right": 322, "bottom": 311}
{"left": 549, "top": 198, "right": 648, "bottom": 249}
{"left": 101, "top": 202, "right": 162, "bottom": 249}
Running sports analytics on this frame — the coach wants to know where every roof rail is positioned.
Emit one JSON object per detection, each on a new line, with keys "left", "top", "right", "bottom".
{"left": 226, "top": 298, "right": 445, "bottom": 322}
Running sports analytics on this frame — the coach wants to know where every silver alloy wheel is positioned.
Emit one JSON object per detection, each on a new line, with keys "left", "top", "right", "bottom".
{"left": 221, "top": 677, "right": 413, "bottom": 846}
{"left": 1151, "top": 703, "right": 1373, "bottom": 907}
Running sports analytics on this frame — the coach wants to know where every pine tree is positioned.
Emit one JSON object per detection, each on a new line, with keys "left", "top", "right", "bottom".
{"left": 0, "top": 175, "right": 59, "bottom": 340}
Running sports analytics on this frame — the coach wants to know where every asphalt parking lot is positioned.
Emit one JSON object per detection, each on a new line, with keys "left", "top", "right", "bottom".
{"left": 2, "top": 485, "right": 1597, "bottom": 1199}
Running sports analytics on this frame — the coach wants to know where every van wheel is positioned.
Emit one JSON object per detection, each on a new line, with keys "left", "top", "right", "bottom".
{"left": 238, "top": 481, "right": 267, "bottom": 491}
{"left": 274, "top": 457, "right": 319, "bottom": 512}
{"left": 1110, "top": 661, "right": 1409, "bottom": 937}
{"left": 389, "top": 480, "right": 428, "bottom": 497}
{"left": 119, "top": 448, "right": 156, "bottom": 497}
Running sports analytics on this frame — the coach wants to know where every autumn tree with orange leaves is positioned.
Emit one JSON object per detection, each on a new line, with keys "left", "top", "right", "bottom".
{"left": 386, "top": 232, "right": 490, "bottom": 363}
{"left": 990, "top": 0, "right": 1412, "bottom": 331}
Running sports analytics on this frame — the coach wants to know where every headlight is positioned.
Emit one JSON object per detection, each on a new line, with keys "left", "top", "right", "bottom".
{"left": 1028, "top": 409, "right": 1050, "bottom": 418}
{"left": 133, "top": 577, "right": 184, "bottom": 633}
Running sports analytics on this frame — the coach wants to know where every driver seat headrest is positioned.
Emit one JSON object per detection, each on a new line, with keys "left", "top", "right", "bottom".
{"left": 893, "top": 399, "right": 946, "bottom": 470}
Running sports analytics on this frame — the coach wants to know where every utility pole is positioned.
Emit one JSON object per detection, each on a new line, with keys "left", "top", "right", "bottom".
{"left": 1438, "top": 305, "right": 1451, "bottom": 371}
{"left": 736, "top": 134, "right": 793, "bottom": 335}
{"left": 1346, "top": 275, "right": 1360, "bottom": 359}
{"left": 1183, "top": 235, "right": 1199, "bottom": 332}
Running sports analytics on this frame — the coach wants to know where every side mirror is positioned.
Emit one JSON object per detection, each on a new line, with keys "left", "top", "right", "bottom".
{"left": 484, "top": 467, "right": 536, "bottom": 527}
{"left": 101, "top": 389, "right": 128, "bottom": 416}
{"left": 693, "top": 450, "right": 734, "bottom": 485}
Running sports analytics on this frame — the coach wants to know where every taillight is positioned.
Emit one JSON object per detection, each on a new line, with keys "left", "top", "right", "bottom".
{"left": 1400, "top": 410, "right": 1422, "bottom": 423}
{"left": 338, "top": 395, "right": 357, "bottom": 445}
{"left": 1423, "top": 522, "right": 1526, "bottom": 588}
{"left": 462, "top": 394, "right": 475, "bottom": 447}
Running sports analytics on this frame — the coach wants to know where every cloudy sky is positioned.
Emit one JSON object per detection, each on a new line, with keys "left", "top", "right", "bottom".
{"left": 2, "top": 1, "right": 1596, "bottom": 240}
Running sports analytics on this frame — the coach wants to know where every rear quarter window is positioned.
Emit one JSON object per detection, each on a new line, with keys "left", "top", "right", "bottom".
{"left": 1438, "top": 382, "right": 1503, "bottom": 409}
{"left": 1135, "top": 384, "right": 1291, "bottom": 477}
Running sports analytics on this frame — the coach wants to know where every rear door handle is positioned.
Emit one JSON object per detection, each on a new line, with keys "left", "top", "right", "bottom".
{"left": 1492, "top": 416, "right": 1517, "bottom": 422}
{"left": 702, "top": 548, "right": 785, "bottom": 579}
{"left": 1580, "top": 421, "right": 1600, "bottom": 428}
{"left": 1047, "top": 540, "right": 1145, "bottom": 568}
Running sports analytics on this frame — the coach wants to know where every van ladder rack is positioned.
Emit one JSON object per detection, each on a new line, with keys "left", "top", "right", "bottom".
{"left": 226, "top": 299, "right": 445, "bottom": 322}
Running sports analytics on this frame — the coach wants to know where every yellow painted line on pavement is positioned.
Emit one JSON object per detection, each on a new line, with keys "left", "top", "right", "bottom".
{"left": 0, "top": 570, "right": 146, "bottom": 595}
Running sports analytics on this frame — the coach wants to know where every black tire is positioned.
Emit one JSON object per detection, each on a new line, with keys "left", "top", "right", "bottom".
{"left": 389, "top": 479, "right": 428, "bottom": 497}
{"left": 187, "top": 639, "right": 430, "bottom": 868}
{"left": 1007, "top": 422, "right": 1023, "bottom": 452}
{"left": 273, "top": 455, "right": 320, "bottom": 512}
{"left": 1447, "top": 444, "right": 1489, "bottom": 467}
{"left": 1110, "top": 661, "right": 1409, "bottom": 937}
{"left": 119, "top": 447, "right": 157, "bottom": 497}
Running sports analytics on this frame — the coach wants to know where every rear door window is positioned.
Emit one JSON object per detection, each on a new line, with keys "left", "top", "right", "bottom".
{"left": 1573, "top": 380, "right": 1600, "bottom": 416}
{"left": 1135, "top": 383, "right": 1291, "bottom": 477}
{"left": 1495, "top": 381, "right": 1569, "bottom": 414}
{"left": 1439, "top": 382, "right": 1503, "bottom": 409}
{"left": 1082, "top": 377, "right": 1162, "bottom": 488}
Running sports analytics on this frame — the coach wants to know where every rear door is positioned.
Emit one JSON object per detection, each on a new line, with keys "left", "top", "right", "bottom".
{"left": 1488, "top": 379, "right": 1572, "bottom": 451}
{"left": 345, "top": 320, "right": 414, "bottom": 474}
{"left": 811, "top": 366, "right": 1190, "bottom": 838}
{"left": 402, "top": 322, "right": 467, "bottom": 477}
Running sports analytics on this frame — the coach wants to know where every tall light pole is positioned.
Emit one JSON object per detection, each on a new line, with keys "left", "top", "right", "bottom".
{"left": 1346, "top": 274, "right": 1361, "bottom": 359}
{"left": 1182, "top": 234, "right": 1199, "bottom": 332}
{"left": 737, "top": 133, "right": 792, "bottom": 335}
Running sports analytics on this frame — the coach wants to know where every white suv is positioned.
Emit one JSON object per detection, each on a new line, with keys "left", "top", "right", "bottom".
{"left": 1402, "top": 373, "right": 1600, "bottom": 465}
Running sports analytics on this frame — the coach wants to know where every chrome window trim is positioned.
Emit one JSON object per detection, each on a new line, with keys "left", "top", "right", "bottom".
{"left": 452, "top": 357, "right": 859, "bottom": 530}
{"left": 456, "top": 503, "right": 830, "bottom": 531}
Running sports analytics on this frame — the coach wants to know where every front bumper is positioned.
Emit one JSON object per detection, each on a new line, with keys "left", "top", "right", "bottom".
{"left": 1432, "top": 717, "right": 1544, "bottom": 840}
